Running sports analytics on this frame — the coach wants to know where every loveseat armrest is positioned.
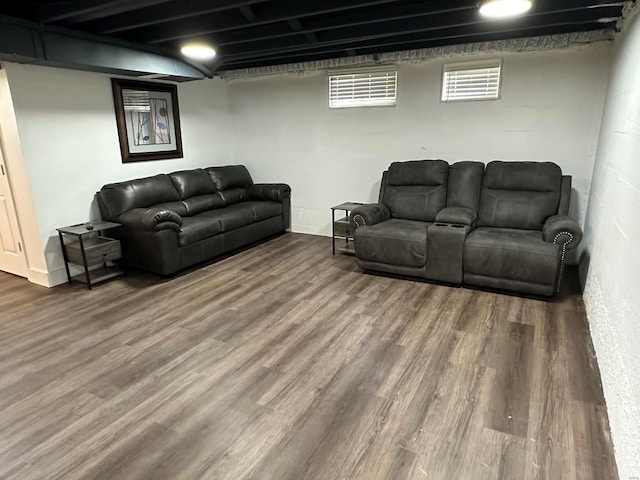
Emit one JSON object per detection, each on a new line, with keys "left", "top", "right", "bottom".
{"left": 435, "top": 207, "right": 477, "bottom": 226}
{"left": 542, "top": 215, "right": 583, "bottom": 250}
{"left": 247, "top": 183, "right": 291, "bottom": 202}
{"left": 350, "top": 204, "right": 391, "bottom": 228}
{"left": 118, "top": 207, "right": 183, "bottom": 232}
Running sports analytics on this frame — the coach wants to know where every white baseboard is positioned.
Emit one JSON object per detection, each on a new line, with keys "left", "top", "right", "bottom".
{"left": 46, "top": 267, "right": 71, "bottom": 287}
{"left": 27, "top": 267, "right": 51, "bottom": 287}
{"left": 291, "top": 224, "right": 329, "bottom": 237}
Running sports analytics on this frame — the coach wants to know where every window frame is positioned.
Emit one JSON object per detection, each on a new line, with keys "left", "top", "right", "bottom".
{"left": 440, "top": 59, "right": 503, "bottom": 103}
{"left": 328, "top": 66, "right": 398, "bottom": 109}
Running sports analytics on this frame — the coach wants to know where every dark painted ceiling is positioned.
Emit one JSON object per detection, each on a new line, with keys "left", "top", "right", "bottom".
{"left": 0, "top": 0, "right": 631, "bottom": 74}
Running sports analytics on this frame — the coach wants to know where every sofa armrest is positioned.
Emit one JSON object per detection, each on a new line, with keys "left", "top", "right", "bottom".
{"left": 435, "top": 207, "right": 477, "bottom": 226}
{"left": 118, "top": 207, "right": 183, "bottom": 232}
{"left": 350, "top": 204, "right": 391, "bottom": 228}
{"left": 247, "top": 183, "right": 291, "bottom": 202}
{"left": 542, "top": 215, "right": 583, "bottom": 250}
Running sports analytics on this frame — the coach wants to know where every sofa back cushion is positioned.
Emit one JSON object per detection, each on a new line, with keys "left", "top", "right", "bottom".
{"left": 219, "top": 188, "right": 248, "bottom": 205}
{"left": 206, "top": 165, "right": 253, "bottom": 191}
{"left": 382, "top": 160, "right": 449, "bottom": 222}
{"left": 98, "top": 174, "right": 180, "bottom": 220}
{"left": 169, "top": 169, "right": 217, "bottom": 199}
{"left": 206, "top": 165, "right": 253, "bottom": 206}
{"left": 447, "top": 161, "right": 485, "bottom": 212}
{"left": 477, "top": 161, "right": 562, "bottom": 230}
{"left": 182, "top": 194, "right": 225, "bottom": 216}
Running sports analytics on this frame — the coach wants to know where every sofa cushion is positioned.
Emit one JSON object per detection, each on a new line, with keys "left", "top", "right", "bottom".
{"left": 178, "top": 217, "right": 223, "bottom": 246}
{"left": 182, "top": 194, "right": 225, "bottom": 216}
{"left": 463, "top": 227, "right": 561, "bottom": 286}
{"left": 354, "top": 219, "right": 429, "bottom": 267}
{"left": 382, "top": 160, "right": 448, "bottom": 222}
{"left": 477, "top": 161, "right": 562, "bottom": 230}
{"left": 243, "top": 201, "right": 282, "bottom": 221}
{"left": 196, "top": 201, "right": 282, "bottom": 233}
{"left": 207, "top": 166, "right": 253, "bottom": 191}
{"left": 169, "top": 169, "right": 217, "bottom": 199}
{"left": 98, "top": 174, "right": 180, "bottom": 220}
{"left": 198, "top": 203, "right": 255, "bottom": 232}
{"left": 220, "top": 188, "right": 248, "bottom": 205}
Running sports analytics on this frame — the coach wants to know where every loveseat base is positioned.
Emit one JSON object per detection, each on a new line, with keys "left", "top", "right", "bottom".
{"left": 354, "top": 262, "right": 557, "bottom": 297}
{"left": 464, "top": 272, "right": 555, "bottom": 297}
{"left": 356, "top": 260, "right": 426, "bottom": 279}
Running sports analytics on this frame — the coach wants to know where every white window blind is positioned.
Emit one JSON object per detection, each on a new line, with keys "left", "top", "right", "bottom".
{"left": 441, "top": 61, "right": 502, "bottom": 102}
{"left": 329, "top": 67, "right": 397, "bottom": 108}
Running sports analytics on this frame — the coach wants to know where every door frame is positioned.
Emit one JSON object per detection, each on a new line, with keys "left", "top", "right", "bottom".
{"left": 0, "top": 141, "right": 28, "bottom": 277}
{"left": 0, "top": 66, "right": 49, "bottom": 287}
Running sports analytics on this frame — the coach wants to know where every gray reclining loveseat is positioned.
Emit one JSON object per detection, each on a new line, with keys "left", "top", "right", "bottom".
{"left": 97, "top": 165, "right": 290, "bottom": 275}
{"left": 349, "top": 160, "right": 582, "bottom": 296}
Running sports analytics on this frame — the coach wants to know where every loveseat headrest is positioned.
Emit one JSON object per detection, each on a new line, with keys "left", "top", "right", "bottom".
{"left": 98, "top": 174, "right": 180, "bottom": 221}
{"left": 169, "top": 169, "right": 217, "bottom": 199}
{"left": 483, "top": 161, "right": 562, "bottom": 192}
{"left": 477, "top": 161, "right": 563, "bottom": 230}
{"left": 382, "top": 160, "right": 449, "bottom": 222}
{"left": 206, "top": 165, "right": 253, "bottom": 191}
{"left": 387, "top": 159, "right": 448, "bottom": 186}
{"left": 447, "top": 161, "right": 485, "bottom": 212}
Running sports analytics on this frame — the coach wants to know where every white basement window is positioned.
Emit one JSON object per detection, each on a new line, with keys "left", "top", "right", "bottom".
{"left": 329, "top": 66, "right": 397, "bottom": 109}
{"left": 441, "top": 60, "right": 502, "bottom": 102}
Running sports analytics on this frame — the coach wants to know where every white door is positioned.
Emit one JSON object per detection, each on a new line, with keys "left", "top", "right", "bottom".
{"left": 0, "top": 144, "right": 28, "bottom": 277}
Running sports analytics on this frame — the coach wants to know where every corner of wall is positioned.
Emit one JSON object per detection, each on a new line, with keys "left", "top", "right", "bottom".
{"left": 582, "top": 8, "right": 640, "bottom": 479}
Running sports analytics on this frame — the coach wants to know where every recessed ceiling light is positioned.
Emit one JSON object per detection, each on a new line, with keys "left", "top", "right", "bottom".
{"left": 180, "top": 44, "right": 217, "bottom": 61}
{"left": 479, "top": 0, "right": 533, "bottom": 18}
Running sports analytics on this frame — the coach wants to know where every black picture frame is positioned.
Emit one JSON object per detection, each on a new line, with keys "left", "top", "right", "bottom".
{"left": 111, "top": 78, "right": 183, "bottom": 163}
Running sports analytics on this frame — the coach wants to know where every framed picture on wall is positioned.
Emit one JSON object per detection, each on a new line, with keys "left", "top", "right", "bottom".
{"left": 111, "top": 78, "right": 183, "bottom": 163}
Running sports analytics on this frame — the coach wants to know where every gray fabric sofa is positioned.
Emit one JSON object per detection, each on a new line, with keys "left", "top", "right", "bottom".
{"left": 349, "top": 160, "right": 582, "bottom": 296}
{"left": 97, "top": 165, "right": 290, "bottom": 275}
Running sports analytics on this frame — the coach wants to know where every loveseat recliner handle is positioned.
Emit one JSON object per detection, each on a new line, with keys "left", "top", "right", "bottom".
{"left": 118, "top": 207, "right": 183, "bottom": 232}
{"left": 542, "top": 215, "right": 583, "bottom": 292}
{"left": 350, "top": 204, "right": 391, "bottom": 228}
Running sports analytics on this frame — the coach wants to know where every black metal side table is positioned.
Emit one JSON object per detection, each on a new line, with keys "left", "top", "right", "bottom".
{"left": 331, "top": 202, "right": 363, "bottom": 255}
{"left": 57, "top": 221, "right": 124, "bottom": 289}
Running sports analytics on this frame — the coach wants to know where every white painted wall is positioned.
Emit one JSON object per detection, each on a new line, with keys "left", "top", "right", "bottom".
{"left": 4, "top": 63, "right": 232, "bottom": 286}
{"left": 227, "top": 44, "right": 611, "bottom": 236}
{"left": 582, "top": 11, "right": 640, "bottom": 479}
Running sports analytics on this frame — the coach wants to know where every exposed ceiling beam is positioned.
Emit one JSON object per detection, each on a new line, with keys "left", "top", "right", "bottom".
{"left": 288, "top": 19, "right": 319, "bottom": 44}
{"left": 211, "top": 0, "right": 616, "bottom": 47}
{"left": 353, "top": 21, "right": 610, "bottom": 56}
{"left": 216, "top": 0, "right": 477, "bottom": 47}
{"left": 81, "top": 0, "right": 269, "bottom": 34}
{"left": 38, "top": 0, "right": 173, "bottom": 24}
{"left": 129, "top": 0, "right": 403, "bottom": 44}
{"left": 219, "top": 23, "right": 608, "bottom": 70}
{"left": 0, "top": 15, "right": 210, "bottom": 80}
{"left": 218, "top": 7, "right": 619, "bottom": 62}
{"left": 0, "top": 0, "right": 626, "bottom": 76}
{"left": 239, "top": 5, "right": 257, "bottom": 21}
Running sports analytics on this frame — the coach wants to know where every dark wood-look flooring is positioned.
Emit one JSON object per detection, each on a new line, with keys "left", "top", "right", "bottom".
{"left": 0, "top": 233, "right": 617, "bottom": 480}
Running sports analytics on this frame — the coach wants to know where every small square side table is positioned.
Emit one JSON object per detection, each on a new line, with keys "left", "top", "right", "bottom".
{"left": 57, "top": 221, "right": 124, "bottom": 289}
